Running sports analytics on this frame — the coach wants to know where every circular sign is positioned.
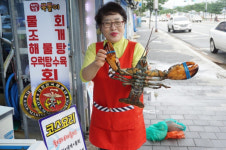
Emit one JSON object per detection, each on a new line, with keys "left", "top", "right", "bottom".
{"left": 20, "top": 84, "right": 47, "bottom": 120}
{"left": 33, "top": 81, "right": 72, "bottom": 113}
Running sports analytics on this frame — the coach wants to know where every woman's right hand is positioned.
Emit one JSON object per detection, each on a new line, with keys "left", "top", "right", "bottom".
{"left": 81, "top": 49, "right": 107, "bottom": 81}
{"left": 94, "top": 49, "right": 107, "bottom": 68}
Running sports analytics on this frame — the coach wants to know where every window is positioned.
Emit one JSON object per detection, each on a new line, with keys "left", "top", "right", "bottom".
{"left": 216, "top": 22, "right": 226, "bottom": 31}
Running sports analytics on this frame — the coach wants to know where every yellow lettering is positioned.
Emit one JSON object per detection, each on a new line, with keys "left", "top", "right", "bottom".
{"left": 54, "top": 120, "right": 62, "bottom": 133}
{"left": 45, "top": 112, "right": 76, "bottom": 137}
{"left": 46, "top": 123, "right": 54, "bottom": 137}
{"left": 61, "top": 116, "right": 69, "bottom": 129}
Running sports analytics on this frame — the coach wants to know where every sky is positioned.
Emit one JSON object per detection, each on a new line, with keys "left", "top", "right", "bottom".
{"left": 162, "top": 0, "right": 217, "bottom": 9}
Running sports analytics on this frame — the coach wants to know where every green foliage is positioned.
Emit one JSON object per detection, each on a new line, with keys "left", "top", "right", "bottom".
{"left": 159, "top": 0, "right": 225, "bottom": 15}
{"left": 208, "top": 1, "right": 224, "bottom": 14}
{"left": 137, "top": 0, "right": 168, "bottom": 16}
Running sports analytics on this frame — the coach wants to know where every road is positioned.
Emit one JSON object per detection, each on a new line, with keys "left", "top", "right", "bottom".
{"left": 151, "top": 21, "right": 226, "bottom": 69}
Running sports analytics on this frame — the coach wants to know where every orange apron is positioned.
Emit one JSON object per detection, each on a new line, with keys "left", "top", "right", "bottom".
{"left": 89, "top": 41, "right": 146, "bottom": 150}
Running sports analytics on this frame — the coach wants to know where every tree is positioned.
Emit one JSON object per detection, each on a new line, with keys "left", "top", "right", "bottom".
{"left": 137, "top": 0, "right": 167, "bottom": 28}
{"left": 135, "top": 0, "right": 168, "bottom": 16}
{"left": 158, "top": 0, "right": 225, "bottom": 20}
{"left": 143, "top": 0, "right": 168, "bottom": 14}
{"left": 208, "top": 1, "right": 224, "bottom": 15}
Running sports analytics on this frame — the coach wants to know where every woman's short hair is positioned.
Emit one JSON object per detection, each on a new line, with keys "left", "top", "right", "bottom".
{"left": 95, "top": 2, "right": 127, "bottom": 26}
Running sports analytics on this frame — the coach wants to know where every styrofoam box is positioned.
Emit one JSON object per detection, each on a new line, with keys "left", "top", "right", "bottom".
{"left": 0, "top": 105, "right": 14, "bottom": 139}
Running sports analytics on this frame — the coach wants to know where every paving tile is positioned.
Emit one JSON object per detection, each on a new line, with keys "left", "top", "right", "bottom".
{"left": 199, "top": 132, "right": 217, "bottom": 139}
{"left": 156, "top": 114, "right": 171, "bottom": 120}
{"left": 138, "top": 146, "right": 153, "bottom": 150}
{"left": 184, "top": 132, "right": 200, "bottom": 139}
{"left": 152, "top": 145, "right": 170, "bottom": 150}
{"left": 198, "top": 115, "right": 214, "bottom": 121}
{"left": 219, "top": 126, "right": 226, "bottom": 132}
{"left": 215, "top": 132, "right": 226, "bottom": 139}
{"left": 211, "top": 139, "right": 226, "bottom": 147}
{"left": 85, "top": 138, "right": 98, "bottom": 150}
{"left": 212, "top": 115, "right": 226, "bottom": 121}
{"left": 143, "top": 140, "right": 161, "bottom": 146}
{"left": 179, "top": 120, "right": 194, "bottom": 126}
{"left": 162, "top": 110, "right": 178, "bottom": 115}
{"left": 161, "top": 139, "right": 178, "bottom": 146}
{"left": 144, "top": 120, "right": 152, "bottom": 126}
{"left": 151, "top": 119, "right": 164, "bottom": 125}
{"left": 208, "top": 120, "right": 225, "bottom": 126}
{"left": 194, "top": 139, "right": 214, "bottom": 147}
{"left": 200, "top": 110, "right": 216, "bottom": 116}
{"left": 188, "top": 147, "right": 226, "bottom": 150}
{"left": 177, "top": 139, "right": 195, "bottom": 146}
{"left": 170, "top": 115, "right": 184, "bottom": 120}
{"left": 204, "top": 126, "right": 221, "bottom": 132}
{"left": 170, "top": 147, "right": 188, "bottom": 150}
{"left": 144, "top": 113, "right": 157, "bottom": 120}
{"left": 223, "top": 121, "right": 226, "bottom": 126}
{"left": 188, "top": 126, "right": 205, "bottom": 132}
{"left": 187, "top": 110, "right": 203, "bottom": 115}
{"left": 193, "top": 120, "right": 209, "bottom": 126}
{"left": 184, "top": 115, "right": 199, "bottom": 120}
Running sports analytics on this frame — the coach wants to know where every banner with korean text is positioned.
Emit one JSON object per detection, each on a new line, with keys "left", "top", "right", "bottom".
{"left": 39, "top": 105, "right": 87, "bottom": 150}
{"left": 24, "top": 1, "right": 70, "bottom": 94}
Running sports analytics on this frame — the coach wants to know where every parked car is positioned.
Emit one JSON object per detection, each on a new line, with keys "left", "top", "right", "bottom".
{"left": 167, "top": 16, "right": 192, "bottom": 33}
{"left": 209, "top": 21, "right": 226, "bottom": 53}
{"left": 190, "top": 15, "right": 202, "bottom": 23}
{"left": 159, "top": 16, "right": 168, "bottom": 22}
{"left": 141, "top": 17, "right": 149, "bottom": 25}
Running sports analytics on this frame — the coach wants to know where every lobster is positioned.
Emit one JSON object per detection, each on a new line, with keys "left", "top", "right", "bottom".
{"left": 104, "top": 31, "right": 199, "bottom": 108}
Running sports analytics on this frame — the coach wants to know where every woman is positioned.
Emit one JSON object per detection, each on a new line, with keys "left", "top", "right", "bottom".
{"left": 80, "top": 2, "right": 146, "bottom": 150}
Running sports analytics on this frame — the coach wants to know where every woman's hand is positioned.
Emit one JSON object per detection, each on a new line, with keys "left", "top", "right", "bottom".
{"left": 94, "top": 49, "right": 107, "bottom": 68}
{"left": 82, "top": 49, "right": 107, "bottom": 81}
{"left": 148, "top": 65, "right": 151, "bottom": 70}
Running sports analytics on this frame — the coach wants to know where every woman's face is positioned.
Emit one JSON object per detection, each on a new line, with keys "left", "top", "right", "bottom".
{"left": 100, "top": 13, "right": 125, "bottom": 43}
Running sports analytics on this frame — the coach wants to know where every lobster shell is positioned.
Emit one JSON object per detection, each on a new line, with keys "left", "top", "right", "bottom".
{"left": 104, "top": 42, "right": 119, "bottom": 71}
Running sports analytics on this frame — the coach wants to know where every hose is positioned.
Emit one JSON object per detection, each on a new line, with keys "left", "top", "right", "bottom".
{"left": 5, "top": 73, "right": 20, "bottom": 120}
{"left": 3, "top": 48, "right": 14, "bottom": 78}
{"left": 1, "top": 37, "right": 14, "bottom": 78}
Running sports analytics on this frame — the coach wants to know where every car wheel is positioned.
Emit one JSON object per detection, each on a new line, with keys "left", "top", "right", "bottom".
{"left": 210, "top": 39, "right": 218, "bottom": 53}
{"left": 167, "top": 26, "right": 170, "bottom": 32}
{"left": 188, "top": 29, "right": 191, "bottom": 32}
{"left": 172, "top": 26, "right": 175, "bottom": 33}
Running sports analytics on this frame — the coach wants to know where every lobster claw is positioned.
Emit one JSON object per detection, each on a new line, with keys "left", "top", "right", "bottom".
{"left": 104, "top": 42, "right": 120, "bottom": 72}
{"left": 167, "top": 62, "right": 199, "bottom": 80}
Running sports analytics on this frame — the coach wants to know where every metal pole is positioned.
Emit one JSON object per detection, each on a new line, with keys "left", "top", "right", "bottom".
{"left": 69, "top": 0, "right": 86, "bottom": 134}
{"left": 0, "top": 41, "right": 6, "bottom": 100}
{"left": 0, "top": 15, "right": 6, "bottom": 99}
{"left": 224, "top": 7, "right": 226, "bottom": 21}
{"left": 66, "top": 0, "right": 76, "bottom": 107}
{"left": 8, "top": 0, "right": 29, "bottom": 138}
{"left": 155, "top": 9, "right": 158, "bottom": 32}
{"left": 205, "top": 0, "right": 207, "bottom": 21}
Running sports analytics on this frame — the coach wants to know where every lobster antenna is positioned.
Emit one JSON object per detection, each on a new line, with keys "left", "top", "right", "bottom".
{"left": 143, "top": 27, "right": 154, "bottom": 56}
